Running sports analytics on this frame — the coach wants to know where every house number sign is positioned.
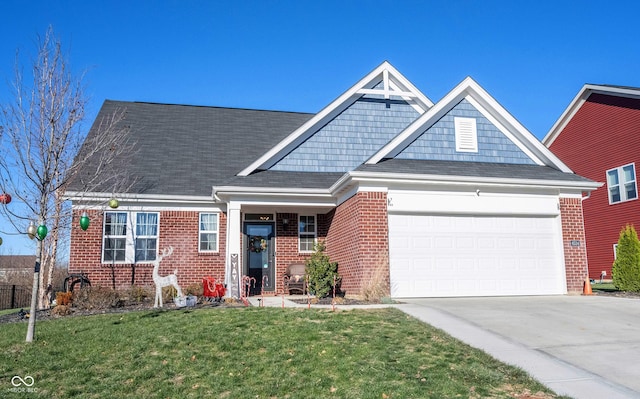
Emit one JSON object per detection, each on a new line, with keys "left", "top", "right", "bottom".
{"left": 570, "top": 240, "right": 581, "bottom": 247}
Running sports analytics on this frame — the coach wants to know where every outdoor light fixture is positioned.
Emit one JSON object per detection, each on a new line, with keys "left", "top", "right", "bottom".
{"left": 27, "top": 221, "right": 37, "bottom": 240}
{"left": 79, "top": 212, "right": 90, "bottom": 231}
{"left": 282, "top": 218, "right": 289, "bottom": 229}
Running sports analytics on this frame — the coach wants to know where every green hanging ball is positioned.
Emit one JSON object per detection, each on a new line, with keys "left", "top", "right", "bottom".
{"left": 0, "top": 237, "right": 3, "bottom": 246}
{"left": 80, "top": 213, "right": 90, "bottom": 231}
{"left": 36, "top": 225, "right": 48, "bottom": 241}
{"left": 108, "top": 198, "right": 119, "bottom": 209}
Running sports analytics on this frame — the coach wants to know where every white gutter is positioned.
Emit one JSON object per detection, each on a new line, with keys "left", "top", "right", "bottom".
{"left": 64, "top": 191, "right": 214, "bottom": 204}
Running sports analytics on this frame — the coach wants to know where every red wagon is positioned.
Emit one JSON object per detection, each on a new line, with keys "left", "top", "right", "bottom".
{"left": 202, "top": 276, "right": 226, "bottom": 304}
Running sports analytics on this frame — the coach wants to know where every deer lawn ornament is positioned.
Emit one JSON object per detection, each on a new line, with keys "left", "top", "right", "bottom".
{"left": 152, "top": 246, "right": 183, "bottom": 308}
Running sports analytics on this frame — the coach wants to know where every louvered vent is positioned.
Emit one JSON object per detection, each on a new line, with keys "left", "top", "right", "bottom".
{"left": 454, "top": 117, "right": 478, "bottom": 152}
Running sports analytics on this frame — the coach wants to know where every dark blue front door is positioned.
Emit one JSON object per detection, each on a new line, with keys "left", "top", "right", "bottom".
{"left": 244, "top": 222, "right": 275, "bottom": 294}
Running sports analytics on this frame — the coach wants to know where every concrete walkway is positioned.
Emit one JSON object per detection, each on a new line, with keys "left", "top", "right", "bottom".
{"left": 250, "top": 295, "right": 640, "bottom": 399}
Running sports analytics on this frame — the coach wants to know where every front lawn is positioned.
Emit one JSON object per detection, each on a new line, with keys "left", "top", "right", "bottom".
{"left": 0, "top": 307, "right": 562, "bottom": 398}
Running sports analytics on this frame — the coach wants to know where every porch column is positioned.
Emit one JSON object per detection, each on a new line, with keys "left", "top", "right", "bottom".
{"left": 226, "top": 201, "right": 242, "bottom": 298}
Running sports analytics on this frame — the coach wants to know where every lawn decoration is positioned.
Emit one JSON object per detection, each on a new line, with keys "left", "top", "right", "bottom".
{"left": 0, "top": 193, "right": 11, "bottom": 204}
{"left": 202, "top": 276, "right": 226, "bottom": 304}
{"left": 152, "top": 246, "right": 183, "bottom": 308}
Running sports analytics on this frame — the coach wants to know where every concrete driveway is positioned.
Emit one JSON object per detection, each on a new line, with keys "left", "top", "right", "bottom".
{"left": 399, "top": 296, "right": 640, "bottom": 399}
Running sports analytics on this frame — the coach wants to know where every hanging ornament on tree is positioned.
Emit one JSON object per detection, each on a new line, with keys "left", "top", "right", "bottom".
{"left": 27, "top": 221, "right": 37, "bottom": 240}
{"left": 36, "top": 225, "right": 48, "bottom": 241}
{"left": 108, "top": 198, "right": 119, "bottom": 209}
{"left": 79, "top": 212, "right": 90, "bottom": 231}
{"left": 0, "top": 237, "right": 3, "bottom": 246}
{"left": 0, "top": 193, "right": 11, "bottom": 204}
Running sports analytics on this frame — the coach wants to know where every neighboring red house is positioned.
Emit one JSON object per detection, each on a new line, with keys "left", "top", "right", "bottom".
{"left": 544, "top": 84, "right": 640, "bottom": 280}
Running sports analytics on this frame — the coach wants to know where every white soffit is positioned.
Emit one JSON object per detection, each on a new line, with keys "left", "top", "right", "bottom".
{"left": 237, "top": 61, "right": 433, "bottom": 176}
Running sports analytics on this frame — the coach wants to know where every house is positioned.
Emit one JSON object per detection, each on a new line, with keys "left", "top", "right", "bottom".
{"left": 543, "top": 84, "right": 640, "bottom": 280}
{"left": 65, "top": 62, "right": 599, "bottom": 298}
{"left": 0, "top": 255, "right": 36, "bottom": 284}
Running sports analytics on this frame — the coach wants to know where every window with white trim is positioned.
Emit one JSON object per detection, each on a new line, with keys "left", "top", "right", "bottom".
{"left": 607, "top": 163, "right": 637, "bottom": 204}
{"left": 454, "top": 117, "right": 478, "bottom": 152}
{"left": 102, "top": 211, "right": 159, "bottom": 263}
{"left": 299, "top": 215, "right": 316, "bottom": 252}
{"left": 103, "top": 212, "right": 127, "bottom": 262}
{"left": 135, "top": 213, "right": 158, "bottom": 262}
{"left": 199, "top": 213, "right": 219, "bottom": 252}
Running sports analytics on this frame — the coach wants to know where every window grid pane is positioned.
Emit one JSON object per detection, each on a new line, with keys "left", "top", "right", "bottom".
{"left": 608, "top": 164, "right": 638, "bottom": 204}
{"left": 199, "top": 213, "right": 219, "bottom": 252}
{"left": 299, "top": 215, "right": 317, "bottom": 252}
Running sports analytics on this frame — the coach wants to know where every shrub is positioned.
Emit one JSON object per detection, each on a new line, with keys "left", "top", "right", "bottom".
{"left": 184, "top": 283, "right": 203, "bottom": 297}
{"left": 55, "top": 291, "right": 73, "bottom": 306}
{"left": 612, "top": 224, "right": 640, "bottom": 292}
{"left": 73, "top": 287, "right": 124, "bottom": 309}
{"left": 305, "top": 241, "right": 340, "bottom": 298}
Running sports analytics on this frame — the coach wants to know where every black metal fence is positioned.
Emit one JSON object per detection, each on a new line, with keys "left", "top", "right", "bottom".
{"left": 0, "top": 284, "right": 31, "bottom": 310}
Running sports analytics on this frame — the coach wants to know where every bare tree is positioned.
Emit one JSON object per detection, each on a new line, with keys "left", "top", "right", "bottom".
{"left": 0, "top": 27, "right": 135, "bottom": 342}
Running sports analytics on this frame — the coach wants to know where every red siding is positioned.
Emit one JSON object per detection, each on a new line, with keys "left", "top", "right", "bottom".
{"left": 550, "top": 93, "right": 640, "bottom": 279}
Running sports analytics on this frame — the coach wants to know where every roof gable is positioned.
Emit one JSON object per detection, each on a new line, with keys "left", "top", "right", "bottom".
{"left": 543, "top": 84, "right": 640, "bottom": 147}
{"left": 237, "top": 61, "right": 432, "bottom": 176}
{"left": 395, "top": 98, "right": 535, "bottom": 164}
{"left": 268, "top": 96, "right": 420, "bottom": 172}
{"left": 367, "top": 77, "right": 573, "bottom": 172}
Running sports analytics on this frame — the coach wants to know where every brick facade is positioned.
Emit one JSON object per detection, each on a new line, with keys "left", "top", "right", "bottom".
{"left": 559, "top": 197, "right": 589, "bottom": 294}
{"left": 69, "top": 193, "right": 586, "bottom": 297}
{"left": 325, "top": 192, "right": 389, "bottom": 297}
{"left": 69, "top": 209, "right": 227, "bottom": 290}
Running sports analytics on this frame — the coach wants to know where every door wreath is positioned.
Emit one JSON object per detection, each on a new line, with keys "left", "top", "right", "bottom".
{"left": 249, "top": 236, "right": 268, "bottom": 253}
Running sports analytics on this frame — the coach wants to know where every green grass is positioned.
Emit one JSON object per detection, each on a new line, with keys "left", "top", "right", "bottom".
{"left": 0, "top": 307, "right": 562, "bottom": 398}
{"left": 0, "top": 308, "right": 20, "bottom": 316}
{"left": 591, "top": 282, "right": 617, "bottom": 292}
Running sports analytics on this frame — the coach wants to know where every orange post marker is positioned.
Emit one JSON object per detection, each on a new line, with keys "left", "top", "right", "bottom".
{"left": 583, "top": 277, "right": 593, "bottom": 296}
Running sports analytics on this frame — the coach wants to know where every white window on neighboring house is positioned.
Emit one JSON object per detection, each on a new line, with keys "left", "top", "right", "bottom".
{"left": 613, "top": 243, "right": 618, "bottom": 259}
{"left": 103, "top": 212, "right": 127, "bottom": 263}
{"left": 607, "top": 163, "right": 637, "bottom": 204}
{"left": 199, "top": 213, "right": 219, "bottom": 252}
{"left": 102, "top": 211, "right": 159, "bottom": 263}
{"left": 299, "top": 215, "right": 317, "bottom": 252}
{"left": 454, "top": 117, "right": 478, "bottom": 153}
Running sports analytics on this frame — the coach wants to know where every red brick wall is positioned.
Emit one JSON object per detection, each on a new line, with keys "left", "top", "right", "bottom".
{"left": 325, "top": 192, "right": 389, "bottom": 297}
{"left": 559, "top": 197, "right": 589, "bottom": 294}
{"left": 69, "top": 209, "right": 226, "bottom": 290}
{"left": 549, "top": 94, "right": 640, "bottom": 279}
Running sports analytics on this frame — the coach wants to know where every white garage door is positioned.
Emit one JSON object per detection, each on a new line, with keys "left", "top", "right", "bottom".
{"left": 388, "top": 214, "right": 566, "bottom": 297}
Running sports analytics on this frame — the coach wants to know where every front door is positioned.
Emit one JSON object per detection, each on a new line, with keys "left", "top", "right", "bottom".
{"left": 243, "top": 222, "right": 275, "bottom": 295}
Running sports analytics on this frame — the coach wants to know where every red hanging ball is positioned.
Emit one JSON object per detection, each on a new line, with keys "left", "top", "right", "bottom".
{"left": 0, "top": 193, "right": 11, "bottom": 205}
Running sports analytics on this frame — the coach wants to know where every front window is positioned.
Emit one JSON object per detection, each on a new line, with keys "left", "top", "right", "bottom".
{"left": 607, "top": 163, "right": 637, "bottom": 204}
{"left": 135, "top": 213, "right": 158, "bottom": 262}
{"left": 299, "top": 215, "right": 316, "bottom": 252}
{"left": 103, "top": 212, "right": 127, "bottom": 262}
{"left": 199, "top": 213, "right": 219, "bottom": 252}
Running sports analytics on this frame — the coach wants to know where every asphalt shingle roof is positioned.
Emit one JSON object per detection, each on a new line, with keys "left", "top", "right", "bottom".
{"left": 355, "top": 158, "right": 596, "bottom": 184}
{"left": 69, "top": 100, "right": 313, "bottom": 196}
{"left": 69, "top": 100, "right": 596, "bottom": 198}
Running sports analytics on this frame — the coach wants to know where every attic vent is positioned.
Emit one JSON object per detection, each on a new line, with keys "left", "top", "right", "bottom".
{"left": 454, "top": 117, "right": 478, "bottom": 152}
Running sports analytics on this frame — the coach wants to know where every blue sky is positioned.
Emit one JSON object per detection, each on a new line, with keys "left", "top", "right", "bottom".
{"left": 1, "top": 0, "right": 640, "bottom": 255}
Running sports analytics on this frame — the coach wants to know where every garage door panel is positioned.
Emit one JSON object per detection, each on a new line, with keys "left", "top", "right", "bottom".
{"left": 389, "top": 214, "right": 565, "bottom": 297}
